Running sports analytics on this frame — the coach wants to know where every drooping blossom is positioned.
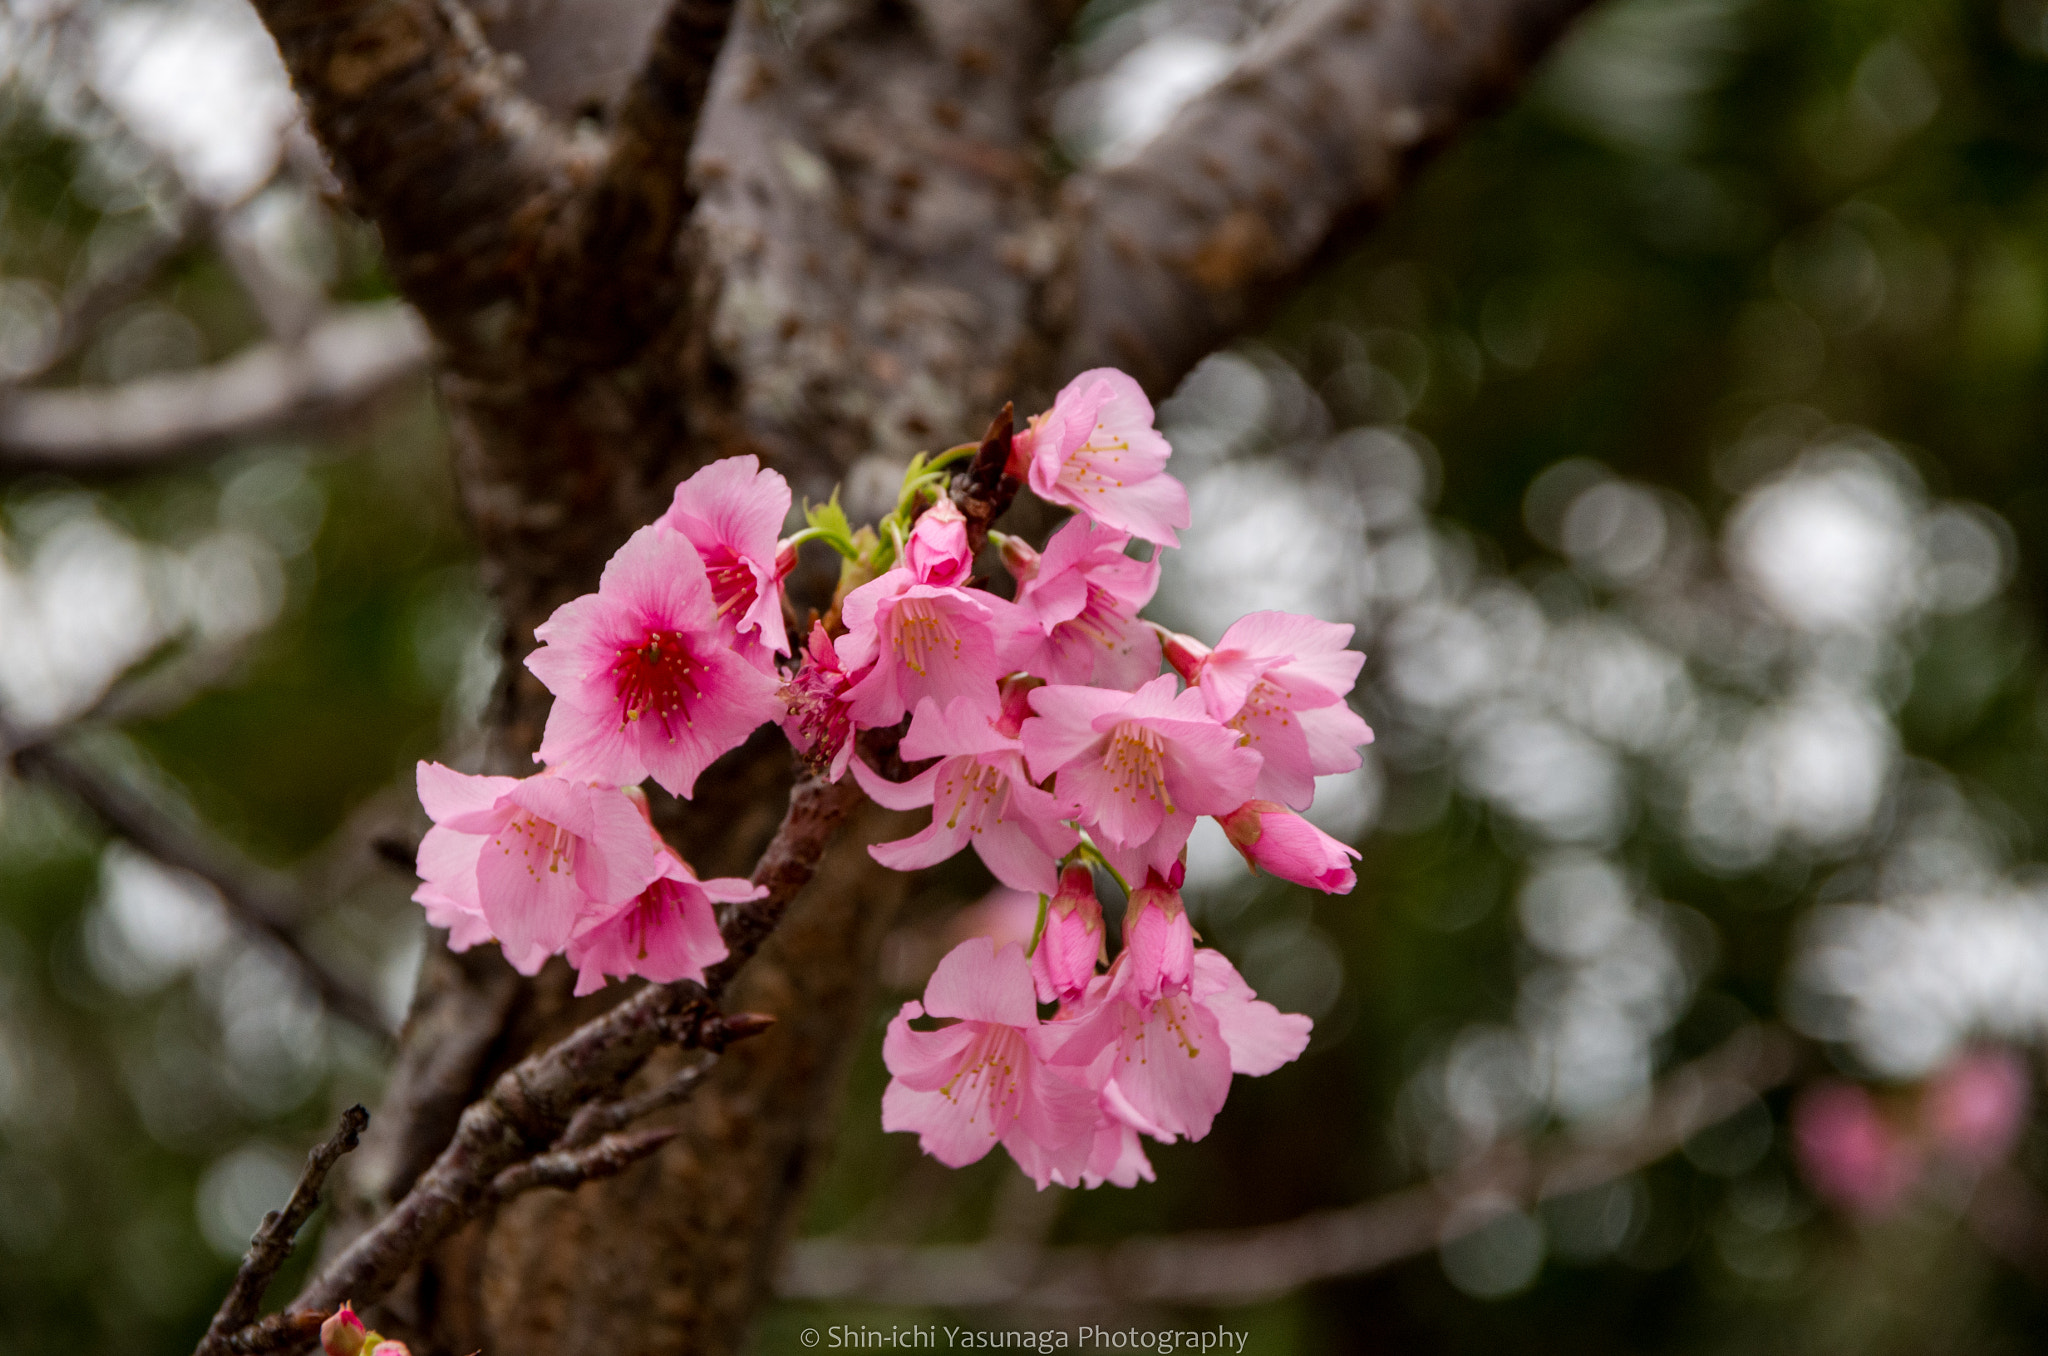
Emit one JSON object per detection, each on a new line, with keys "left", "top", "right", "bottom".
{"left": 1001, "top": 516, "right": 1163, "bottom": 690}
{"left": 881, "top": 937, "right": 1100, "bottom": 1186}
{"left": 1167, "top": 612, "right": 1373, "bottom": 811}
{"left": 1052, "top": 945, "right": 1311, "bottom": 1145}
{"left": 1013, "top": 368, "right": 1189, "bottom": 546}
{"left": 1922, "top": 1047, "right": 2030, "bottom": 1168}
{"left": 852, "top": 696, "right": 1078, "bottom": 894}
{"left": 837, "top": 564, "right": 1031, "bottom": 731}
{"left": 412, "top": 763, "right": 660, "bottom": 973}
{"left": 660, "top": 454, "right": 795, "bottom": 660}
{"left": 1218, "top": 800, "right": 1361, "bottom": 894}
{"left": 526, "top": 523, "right": 784, "bottom": 798}
{"left": 1793, "top": 1081, "right": 1919, "bottom": 1218}
{"left": 1021, "top": 674, "right": 1259, "bottom": 882}
{"left": 781, "top": 621, "right": 857, "bottom": 780}
{"left": 564, "top": 805, "right": 757, "bottom": 996}
{"left": 1032, "top": 860, "right": 1106, "bottom": 1005}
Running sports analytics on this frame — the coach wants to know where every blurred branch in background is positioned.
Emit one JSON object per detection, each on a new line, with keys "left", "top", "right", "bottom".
{"left": 0, "top": 302, "right": 431, "bottom": 472}
{"left": 781, "top": 1025, "right": 1803, "bottom": 1308}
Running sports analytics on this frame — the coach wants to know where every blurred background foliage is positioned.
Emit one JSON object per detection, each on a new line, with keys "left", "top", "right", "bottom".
{"left": 7, "top": 0, "right": 2048, "bottom": 1350}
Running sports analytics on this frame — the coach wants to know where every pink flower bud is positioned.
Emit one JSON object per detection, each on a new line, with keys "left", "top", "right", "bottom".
{"left": 321, "top": 1304, "right": 368, "bottom": 1356}
{"left": 1158, "top": 627, "right": 1210, "bottom": 684}
{"left": 1218, "top": 800, "right": 1361, "bottom": 895}
{"left": 1123, "top": 868, "right": 1194, "bottom": 1003}
{"left": 997, "top": 532, "right": 1041, "bottom": 584}
{"left": 773, "top": 537, "right": 799, "bottom": 581}
{"left": 1922, "top": 1047, "right": 2030, "bottom": 1168}
{"left": 368, "top": 1343, "right": 412, "bottom": 1356}
{"left": 1794, "top": 1082, "right": 1919, "bottom": 1218}
{"left": 905, "top": 498, "right": 970, "bottom": 586}
{"left": 1032, "top": 862, "right": 1105, "bottom": 1005}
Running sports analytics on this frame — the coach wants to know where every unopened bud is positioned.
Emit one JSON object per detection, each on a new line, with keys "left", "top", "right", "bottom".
{"left": 368, "top": 1342, "right": 413, "bottom": 1356}
{"left": 905, "top": 498, "right": 970, "bottom": 586}
{"left": 1218, "top": 801, "right": 1360, "bottom": 895}
{"left": 773, "top": 537, "right": 799, "bottom": 581}
{"left": 996, "top": 531, "right": 1041, "bottom": 584}
{"left": 1032, "top": 862, "right": 1105, "bottom": 1005}
{"left": 321, "top": 1304, "right": 368, "bottom": 1356}
{"left": 1122, "top": 868, "right": 1193, "bottom": 1003}
{"left": 1157, "top": 627, "right": 1210, "bottom": 684}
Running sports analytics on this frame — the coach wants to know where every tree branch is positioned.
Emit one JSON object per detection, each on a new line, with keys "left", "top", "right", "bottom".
{"left": 1058, "top": 0, "right": 1597, "bottom": 393}
{"left": 243, "top": 0, "right": 580, "bottom": 331}
{"left": 490, "top": 1125, "right": 684, "bottom": 1199}
{"left": 197, "top": 1105, "right": 371, "bottom": 1356}
{"left": 779, "top": 1025, "right": 1805, "bottom": 1308}
{"left": 0, "top": 303, "right": 431, "bottom": 472}
{"left": 4, "top": 729, "right": 395, "bottom": 1041}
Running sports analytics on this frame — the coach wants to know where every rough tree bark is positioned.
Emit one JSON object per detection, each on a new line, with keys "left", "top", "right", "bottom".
{"left": 239, "top": 0, "right": 1597, "bottom": 1350}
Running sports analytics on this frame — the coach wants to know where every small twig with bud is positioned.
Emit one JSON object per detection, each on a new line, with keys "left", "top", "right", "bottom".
{"left": 196, "top": 1105, "right": 370, "bottom": 1356}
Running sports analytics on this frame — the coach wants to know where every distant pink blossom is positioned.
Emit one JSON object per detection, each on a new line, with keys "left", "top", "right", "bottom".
{"left": 881, "top": 938, "right": 1100, "bottom": 1186}
{"left": 1923, "top": 1048, "right": 2030, "bottom": 1168}
{"left": 1014, "top": 369, "right": 1189, "bottom": 547}
{"left": 781, "top": 621, "right": 857, "bottom": 780}
{"left": 660, "top": 454, "right": 795, "bottom": 659}
{"left": 1002, "top": 516, "right": 1163, "bottom": 690}
{"left": 1021, "top": 675, "right": 1259, "bottom": 881}
{"left": 564, "top": 810, "right": 756, "bottom": 996}
{"left": 945, "top": 886, "right": 1043, "bottom": 954}
{"left": 526, "top": 523, "right": 784, "bottom": 798}
{"left": 1218, "top": 800, "right": 1360, "bottom": 894}
{"left": 412, "top": 762, "right": 660, "bottom": 975}
{"left": 1032, "top": 861, "right": 1106, "bottom": 1006}
{"left": 1794, "top": 1082, "right": 1919, "bottom": 1218}
{"left": 1169, "top": 612, "right": 1373, "bottom": 811}
{"left": 852, "top": 697, "right": 1078, "bottom": 894}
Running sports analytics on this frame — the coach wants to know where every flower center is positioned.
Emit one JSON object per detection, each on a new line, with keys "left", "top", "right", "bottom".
{"left": 493, "top": 813, "right": 577, "bottom": 880}
{"left": 1061, "top": 423, "right": 1130, "bottom": 495}
{"left": 1228, "top": 678, "right": 1294, "bottom": 748}
{"left": 892, "top": 597, "right": 961, "bottom": 676}
{"left": 612, "top": 629, "right": 703, "bottom": 739}
{"left": 1103, "top": 721, "right": 1174, "bottom": 813}
{"left": 939, "top": 761, "right": 1009, "bottom": 833}
{"left": 939, "top": 1024, "right": 1026, "bottom": 1133}
{"left": 702, "top": 548, "right": 757, "bottom": 624}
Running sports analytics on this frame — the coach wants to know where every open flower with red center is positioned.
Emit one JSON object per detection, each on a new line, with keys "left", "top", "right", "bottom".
{"left": 1169, "top": 611, "right": 1374, "bottom": 811}
{"left": 526, "top": 522, "right": 784, "bottom": 798}
{"left": 851, "top": 697, "right": 1078, "bottom": 894}
{"left": 1002, "top": 515, "right": 1163, "bottom": 690}
{"left": 412, "top": 762, "right": 660, "bottom": 974}
{"left": 1020, "top": 674, "right": 1260, "bottom": 881}
{"left": 660, "top": 454, "right": 795, "bottom": 662}
{"left": 881, "top": 937, "right": 1100, "bottom": 1186}
{"left": 1014, "top": 368, "right": 1189, "bottom": 547}
{"left": 1218, "top": 800, "right": 1361, "bottom": 894}
{"left": 564, "top": 807, "right": 758, "bottom": 995}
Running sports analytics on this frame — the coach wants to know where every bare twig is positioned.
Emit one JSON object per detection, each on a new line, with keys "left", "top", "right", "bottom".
{"left": 0, "top": 303, "right": 431, "bottom": 471}
{"left": 198, "top": 1105, "right": 370, "bottom": 1356}
{"left": 490, "top": 1126, "right": 685, "bottom": 1200}
{"left": 558, "top": 1054, "right": 721, "bottom": 1150}
{"left": 5, "top": 730, "right": 394, "bottom": 1041}
{"left": 779, "top": 1025, "right": 1805, "bottom": 1308}
{"left": 1059, "top": 0, "right": 1598, "bottom": 393}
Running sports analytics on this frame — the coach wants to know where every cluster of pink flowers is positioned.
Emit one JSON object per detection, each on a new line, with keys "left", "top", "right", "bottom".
{"left": 1793, "top": 1047, "right": 2032, "bottom": 1218}
{"left": 409, "top": 367, "right": 1375, "bottom": 1185}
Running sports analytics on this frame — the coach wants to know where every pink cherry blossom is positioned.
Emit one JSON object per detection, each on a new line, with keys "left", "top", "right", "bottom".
{"left": 836, "top": 574, "right": 1030, "bottom": 730}
{"left": 1021, "top": 674, "right": 1259, "bottom": 881}
{"left": 881, "top": 937, "right": 1100, "bottom": 1186}
{"left": 412, "top": 762, "right": 660, "bottom": 975}
{"left": 660, "top": 454, "right": 795, "bottom": 659}
{"left": 564, "top": 813, "right": 757, "bottom": 996}
{"left": 1794, "top": 1081, "right": 1919, "bottom": 1217}
{"left": 781, "top": 621, "right": 857, "bottom": 780}
{"left": 1922, "top": 1048, "right": 2030, "bottom": 1168}
{"left": 1002, "top": 516, "right": 1163, "bottom": 690}
{"left": 320, "top": 1304, "right": 367, "bottom": 1356}
{"left": 1015, "top": 368, "right": 1189, "bottom": 546}
{"left": 851, "top": 697, "right": 1079, "bottom": 894}
{"left": 1218, "top": 800, "right": 1360, "bottom": 894}
{"left": 526, "top": 523, "right": 785, "bottom": 798}
{"left": 1052, "top": 945, "right": 1310, "bottom": 1144}
{"left": 904, "top": 497, "right": 972, "bottom": 588}
{"left": 1170, "top": 612, "right": 1374, "bottom": 811}
{"left": 1032, "top": 861, "right": 1106, "bottom": 1005}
